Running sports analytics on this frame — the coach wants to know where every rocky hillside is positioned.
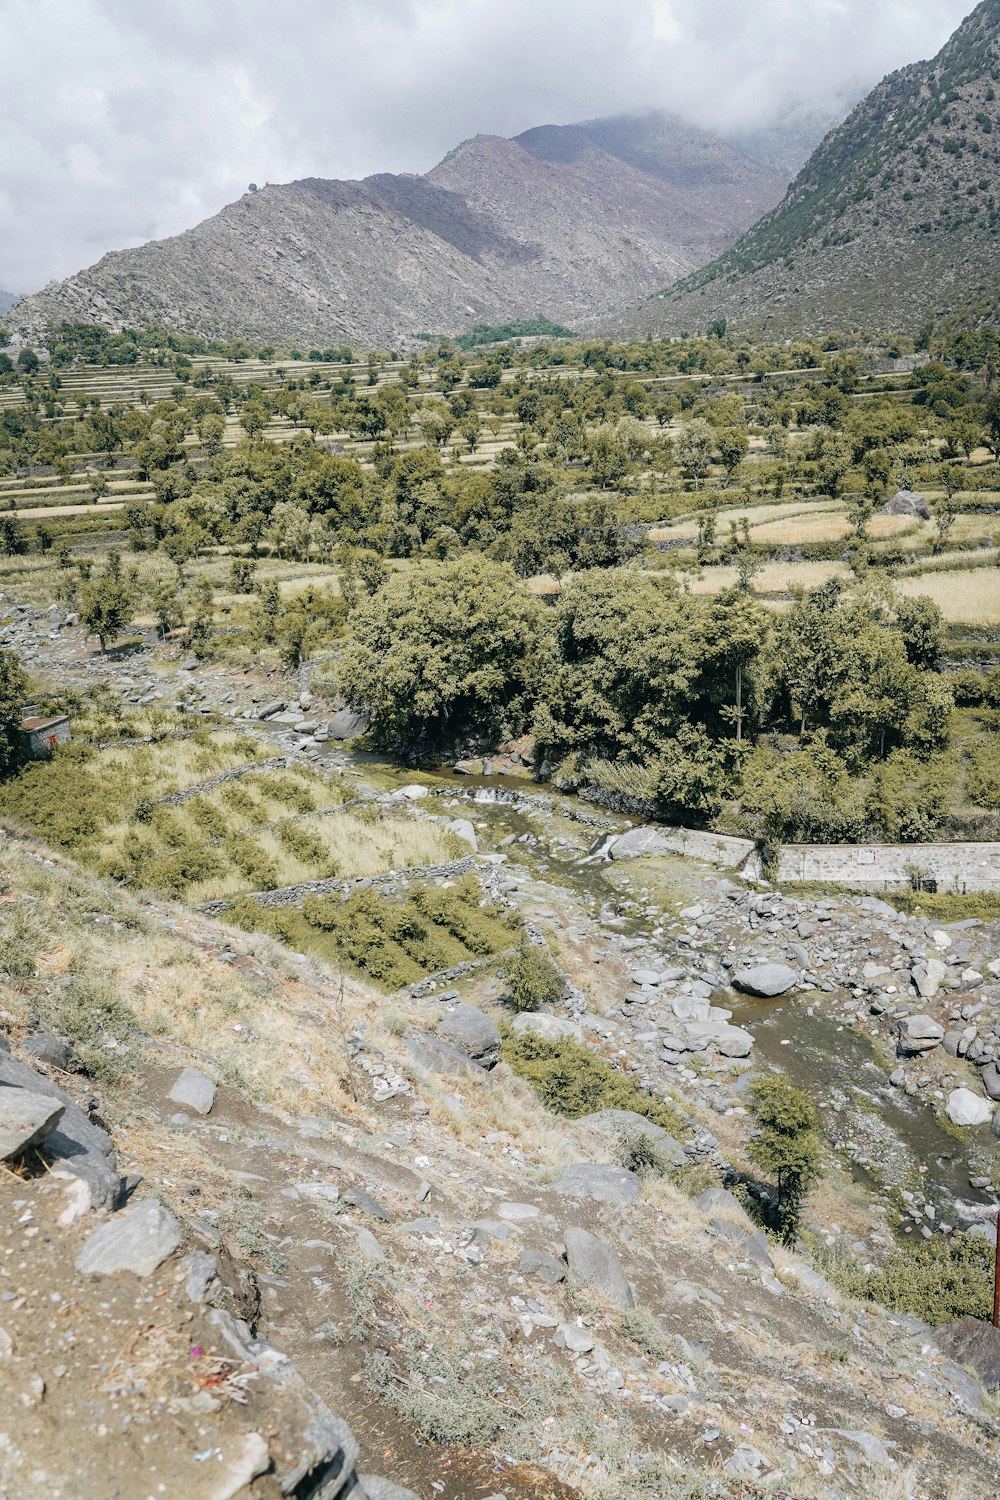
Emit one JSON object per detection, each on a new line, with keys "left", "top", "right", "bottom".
{"left": 608, "top": 0, "right": 1000, "bottom": 339}
{"left": 0, "top": 291, "right": 16, "bottom": 316}
{"left": 6, "top": 113, "right": 784, "bottom": 349}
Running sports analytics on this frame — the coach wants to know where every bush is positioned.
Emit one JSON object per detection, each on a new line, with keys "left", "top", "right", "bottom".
{"left": 949, "top": 668, "right": 987, "bottom": 706}
{"left": 501, "top": 1028, "right": 687, "bottom": 1136}
{"left": 817, "top": 1231, "right": 994, "bottom": 1325}
{"left": 56, "top": 963, "right": 135, "bottom": 1086}
{"left": 614, "top": 1126, "right": 669, "bottom": 1178}
{"left": 503, "top": 942, "right": 565, "bottom": 1011}
{"left": 746, "top": 1073, "right": 821, "bottom": 1239}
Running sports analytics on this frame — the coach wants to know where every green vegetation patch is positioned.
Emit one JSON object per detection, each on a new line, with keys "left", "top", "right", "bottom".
{"left": 500, "top": 1027, "right": 688, "bottom": 1138}
{"left": 226, "top": 873, "right": 520, "bottom": 988}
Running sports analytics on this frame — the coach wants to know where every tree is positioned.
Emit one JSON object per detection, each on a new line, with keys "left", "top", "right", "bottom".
{"left": 229, "top": 557, "right": 257, "bottom": 593}
{"left": 703, "top": 587, "right": 771, "bottom": 742}
{"left": 79, "top": 553, "right": 136, "bottom": 653}
{"left": 717, "top": 427, "right": 748, "bottom": 486}
{"left": 676, "top": 418, "right": 713, "bottom": 488}
{"left": 505, "top": 943, "right": 565, "bottom": 1011}
{"left": 746, "top": 1074, "right": 821, "bottom": 1239}
{"left": 845, "top": 492, "right": 877, "bottom": 540}
{"left": 341, "top": 556, "right": 544, "bottom": 751}
{"left": 930, "top": 493, "right": 957, "bottom": 554}
{"left": 0, "top": 648, "right": 29, "bottom": 778}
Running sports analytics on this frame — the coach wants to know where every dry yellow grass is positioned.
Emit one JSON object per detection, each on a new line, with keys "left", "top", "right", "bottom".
{"left": 683, "top": 560, "right": 848, "bottom": 595}
{"left": 896, "top": 569, "right": 1000, "bottom": 623}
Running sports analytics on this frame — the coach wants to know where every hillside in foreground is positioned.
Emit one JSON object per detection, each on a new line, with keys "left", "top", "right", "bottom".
{"left": 606, "top": 0, "right": 1000, "bottom": 340}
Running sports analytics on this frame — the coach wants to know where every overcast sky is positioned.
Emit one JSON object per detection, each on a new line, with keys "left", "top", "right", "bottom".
{"left": 1, "top": 0, "right": 975, "bottom": 294}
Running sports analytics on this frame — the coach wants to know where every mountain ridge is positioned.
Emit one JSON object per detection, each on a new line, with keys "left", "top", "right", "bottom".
{"left": 604, "top": 0, "right": 1000, "bottom": 339}
{"left": 7, "top": 112, "right": 785, "bottom": 348}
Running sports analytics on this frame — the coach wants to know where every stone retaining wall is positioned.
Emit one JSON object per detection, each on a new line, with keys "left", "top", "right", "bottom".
{"left": 157, "top": 756, "right": 290, "bottom": 805}
{"left": 202, "top": 855, "right": 476, "bottom": 914}
{"left": 766, "top": 841, "right": 1000, "bottom": 893}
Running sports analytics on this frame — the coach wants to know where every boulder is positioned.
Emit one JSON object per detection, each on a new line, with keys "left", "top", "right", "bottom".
{"left": 709, "top": 1218, "right": 774, "bottom": 1271}
{"left": 510, "top": 1012, "right": 583, "bottom": 1043}
{"left": 550, "top": 1162, "right": 642, "bottom": 1205}
{"left": 912, "top": 958, "right": 948, "bottom": 999}
{"left": 945, "top": 1088, "right": 993, "bottom": 1127}
{"left": 896, "top": 1014, "right": 945, "bottom": 1054}
{"left": 445, "top": 817, "right": 477, "bottom": 850}
{"left": 167, "top": 1067, "right": 216, "bottom": 1116}
{"left": 574, "top": 1109, "right": 685, "bottom": 1166}
{"left": 76, "top": 1198, "right": 181, "bottom": 1277}
{"left": 257, "top": 699, "right": 285, "bottom": 719}
{"left": 398, "top": 784, "right": 429, "bottom": 801}
{"left": 404, "top": 1031, "right": 494, "bottom": 1082}
{"left": 684, "top": 1020, "right": 754, "bottom": 1058}
{"left": 0, "top": 1051, "right": 119, "bottom": 1208}
{"left": 695, "top": 1187, "right": 755, "bottom": 1232}
{"left": 607, "top": 826, "right": 675, "bottom": 860}
{"left": 360, "top": 1479, "right": 422, "bottom": 1500}
{"left": 0, "top": 1086, "right": 64, "bottom": 1160}
{"left": 518, "top": 1248, "right": 567, "bottom": 1284}
{"left": 437, "top": 1003, "right": 501, "bottom": 1070}
{"left": 563, "top": 1226, "right": 634, "bottom": 1309}
{"left": 732, "top": 963, "right": 798, "bottom": 998}
{"left": 327, "top": 708, "right": 369, "bottom": 739}
{"left": 557, "top": 1323, "right": 594, "bottom": 1353}
{"left": 881, "top": 489, "right": 930, "bottom": 519}
{"left": 931, "top": 1317, "right": 1000, "bottom": 1388}
{"left": 20, "top": 1032, "right": 73, "bottom": 1070}
{"left": 980, "top": 1063, "right": 1000, "bottom": 1101}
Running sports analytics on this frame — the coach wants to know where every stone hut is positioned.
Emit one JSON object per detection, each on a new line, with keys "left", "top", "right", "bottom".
{"left": 20, "top": 714, "right": 71, "bottom": 756}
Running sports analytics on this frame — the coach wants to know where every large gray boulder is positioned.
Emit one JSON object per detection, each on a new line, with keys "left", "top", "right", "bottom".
{"left": 360, "top": 1478, "right": 422, "bottom": 1500}
{"left": 930, "top": 1317, "right": 1000, "bottom": 1388}
{"left": 981, "top": 1063, "right": 1000, "bottom": 1101}
{"left": 896, "top": 1014, "right": 945, "bottom": 1054}
{"left": 404, "top": 1031, "right": 494, "bottom": 1083}
{"left": 511, "top": 1011, "right": 583, "bottom": 1043}
{"left": 21, "top": 1032, "right": 73, "bottom": 1070}
{"left": 881, "top": 489, "right": 930, "bottom": 519}
{"left": 550, "top": 1162, "right": 641, "bottom": 1205}
{"left": 607, "top": 826, "right": 674, "bottom": 860}
{"left": 563, "top": 1226, "right": 634, "bottom": 1309}
{"left": 732, "top": 963, "right": 798, "bottom": 998}
{"left": 518, "top": 1248, "right": 567, "bottom": 1284}
{"left": 0, "top": 1051, "right": 119, "bottom": 1208}
{"left": 437, "top": 1003, "right": 501, "bottom": 1070}
{"left": 709, "top": 1217, "right": 774, "bottom": 1271}
{"left": 575, "top": 1109, "right": 686, "bottom": 1167}
{"left": 695, "top": 1186, "right": 755, "bottom": 1232}
{"left": 76, "top": 1198, "right": 181, "bottom": 1277}
{"left": 328, "top": 708, "right": 369, "bottom": 740}
{"left": 945, "top": 1087, "right": 993, "bottom": 1127}
{"left": 0, "top": 1086, "right": 64, "bottom": 1160}
{"left": 912, "top": 958, "right": 948, "bottom": 999}
{"left": 167, "top": 1067, "right": 216, "bottom": 1115}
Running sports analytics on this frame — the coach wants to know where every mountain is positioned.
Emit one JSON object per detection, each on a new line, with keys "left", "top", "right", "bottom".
{"left": 606, "top": 0, "right": 1000, "bottom": 340}
{"left": 7, "top": 113, "right": 784, "bottom": 348}
{"left": 0, "top": 290, "right": 16, "bottom": 316}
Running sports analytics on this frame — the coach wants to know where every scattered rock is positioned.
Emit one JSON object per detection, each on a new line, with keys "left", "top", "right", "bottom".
{"left": 75, "top": 1198, "right": 182, "bottom": 1277}
{"left": 20, "top": 1032, "right": 73, "bottom": 1070}
{"left": 945, "top": 1088, "right": 993, "bottom": 1128}
{"left": 556, "top": 1322, "right": 594, "bottom": 1353}
{"left": 732, "top": 963, "right": 798, "bottom": 998}
{"left": 0, "top": 1086, "right": 64, "bottom": 1160}
{"left": 563, "top": 1226, "right": 634, "bottom": 1309}
{"left": 896, "top": 1014, "right": 945, "bottom": 1054}
{"left": 360, "top": 1478, "right": 423, "bottom": 1500}
{"left": 167, "top": 1067, "right": 216, "bottom": 1115}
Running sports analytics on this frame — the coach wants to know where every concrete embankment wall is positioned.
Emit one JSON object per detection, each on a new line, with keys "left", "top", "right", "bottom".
{"left": 769, "top": 841, "right": 1000, "bottom": 893}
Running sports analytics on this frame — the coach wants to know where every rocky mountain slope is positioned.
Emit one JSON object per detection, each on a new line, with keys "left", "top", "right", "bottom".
{"left": 607, "top": 0, "right": 1000, "bottom": 339}
{"left": 0, "top": 291, "right": 16, "bottom": 316}
{"left": 6, "top": 113, "right": 784, "bottom": 348}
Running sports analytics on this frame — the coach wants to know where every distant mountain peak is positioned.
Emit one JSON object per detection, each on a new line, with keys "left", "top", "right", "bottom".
{"left": 6, "top": 109, "right": 791, "bottom": 347}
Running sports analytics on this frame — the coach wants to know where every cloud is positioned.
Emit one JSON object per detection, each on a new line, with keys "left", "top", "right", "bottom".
{"left": 0, "top": 0, "right": 975, "bottom": 292}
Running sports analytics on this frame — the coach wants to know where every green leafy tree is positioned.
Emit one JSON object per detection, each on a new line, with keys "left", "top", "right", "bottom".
{"left": 504, "top": 943, "right": 565, "bottom": 1012}
{"left": 342, "top": 556, "right": 544, "bottom": 751}
{"left": 716, "top": 427, "right": 748, "bottom": 486}
{"left": 0, "top": 649, "right": 29, "bottom": 778}
{"left": 746, "top": 1074, "right": 821, "bottom": 1239}
{"left": 676, "top": 418, "right": 713, "bottom": 488}
{"left": 79, "top": 552, "right": 136, "bottom": 653}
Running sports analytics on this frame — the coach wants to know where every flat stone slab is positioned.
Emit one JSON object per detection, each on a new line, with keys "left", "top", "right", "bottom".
{"left": 0, "top": 1087, "right": 64, "bottom": 1160}
{"left": 76, "top": 1198, "right": 181, "bottom": 1277}
{"left": 732, "top": 963, "right": 798, "bottom": 998}
{"left": 563, "top": 1225, "right": 634, "bottom": 1309}
{"left": 518, "top": 1248, "right": 567, "bottom": 1284}
{"left": 0, "top": 1053, "right": 119, "bottom": 1208}
{"left": 551, "top": 1162, "right": 641, "bottom": 1205}
{"left": 167, "top": 1067, "right": 216, "bottom": 1116}
{"left": 404, "top": 1031, "right": 493, "bottom": 1083}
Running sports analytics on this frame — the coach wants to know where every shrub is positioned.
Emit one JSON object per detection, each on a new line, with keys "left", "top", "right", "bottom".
{"left": 501, "top": 1028, "right": 687, "bottom": 1136}
{"left": 817, "top": 1231, "right": 994, "bottom": 1325}
{"left": 0, "top": 904, "right": 48, "bottom": 978}
{"left": 614, "top": 1126, "right": 669, "bottom": 1178}
{"left": 746, "top": 1074, "right": 822, "bottom": 1239}
{"left": 56, "top": 963, "right": 135, "bottom": 1085}
{"left": 503, "top": 942, "right": 565, "bottom": 1011}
